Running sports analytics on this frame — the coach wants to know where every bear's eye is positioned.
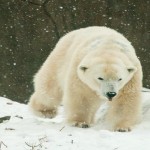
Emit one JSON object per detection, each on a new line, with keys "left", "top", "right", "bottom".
{"left": 98, "top": 77, "right": 104, "bottom": 80}
{"left": 80, "top": 66, "right": 88, "bottom": 72}
{"left": 118, "top": 78, "right": 122, "bottom": 81}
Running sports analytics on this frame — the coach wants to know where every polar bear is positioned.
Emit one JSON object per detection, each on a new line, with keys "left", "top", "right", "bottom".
{"left": 29, "top": 26, "right": 143, "bottom": 132}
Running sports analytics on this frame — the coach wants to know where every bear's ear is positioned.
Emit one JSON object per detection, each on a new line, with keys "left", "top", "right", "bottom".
{"left": 80, "top": 66, "right": 88, "bottom": 72}
{"left": 127, "top": 66, "right": 137, "bottom": 73}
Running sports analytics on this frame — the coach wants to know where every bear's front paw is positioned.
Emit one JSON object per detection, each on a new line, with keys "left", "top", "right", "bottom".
{"left": 113, "top": 121, "right": 132, "bottom": 132}
{"left": 114, "top": 127, "right": 131, "bottom": 132}
{"left": 70, "top": 121, "right": 90, "bottom": 128}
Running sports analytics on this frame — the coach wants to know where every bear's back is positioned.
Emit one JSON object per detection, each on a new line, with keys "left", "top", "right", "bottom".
{"left": 61, "top": 26, "right": 135, "bottom": 55}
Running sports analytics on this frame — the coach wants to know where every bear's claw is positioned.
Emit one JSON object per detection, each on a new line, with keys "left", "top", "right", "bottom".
{"left": 72, "top": 122, "right": 90, "bottom": 128}
{"left": 115, "top": 127, "right": 131, "bottom": 132}
{"left": 41, "top": 109, "right": 57, "bottom": 118}
{"left": 33, "top": 108, "right": 57, "bottom": 119}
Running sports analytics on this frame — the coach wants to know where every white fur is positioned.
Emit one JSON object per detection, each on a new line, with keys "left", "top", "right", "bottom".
{"left": 29, "top": 26, "right": 142, "bottom": 131}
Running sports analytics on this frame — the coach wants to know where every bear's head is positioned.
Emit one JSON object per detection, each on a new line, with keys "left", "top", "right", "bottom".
{"left": 77, "top": 52, "right": 137, "bottom": 101}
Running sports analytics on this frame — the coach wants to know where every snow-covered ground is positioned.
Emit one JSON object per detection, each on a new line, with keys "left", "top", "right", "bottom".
{"left": 0, "top": 90, "right": 150, "bottom": 150}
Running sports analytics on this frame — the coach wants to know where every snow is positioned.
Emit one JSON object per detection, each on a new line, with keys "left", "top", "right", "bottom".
{"left": 0, "top": 90, "right": 150, "bottom": 150}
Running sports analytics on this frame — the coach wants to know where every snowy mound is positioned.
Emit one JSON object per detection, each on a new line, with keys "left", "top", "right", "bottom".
{"left": 0, "top": 91, "right": 150, "bottom": 150}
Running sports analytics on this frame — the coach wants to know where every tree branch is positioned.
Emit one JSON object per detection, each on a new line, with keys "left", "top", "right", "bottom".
{"left": 21, "top": 0, "right": 60, "bottom": 40}
{"left": 42, "top": 0, "right": 60, "bottom": 39}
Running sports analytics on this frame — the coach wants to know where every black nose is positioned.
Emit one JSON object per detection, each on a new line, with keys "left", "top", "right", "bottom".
{"left": 106, "top": 92, "right": 116, "bottom": 99}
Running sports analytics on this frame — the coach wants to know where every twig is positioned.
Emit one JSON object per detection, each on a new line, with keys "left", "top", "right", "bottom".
{"left": 0, "top": 141, "right": 7, "bottom": 149}
{"left": 38, "top": 135, "right": 48, "bottom": 143}
{"left": 25, "top": 142, "right": 42, "bottom": 150}
{"left": 5, "top": 128, "right": 15, "bottom": 130}
{"left": 15, "top": 115, "right": 23, "bottom": 119}
{"left": 25, "top": 135, "right": 48, "bottom": 149}
{"left": 59, "top": 126, "right": 65, "bottom": 131}
{"left": 71, "top": 140, "right": 73, "bottom": 144}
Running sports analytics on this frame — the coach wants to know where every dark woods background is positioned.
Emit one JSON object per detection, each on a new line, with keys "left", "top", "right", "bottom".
{"left": 0, "top": 0, "right": 149, "bottom": 103}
